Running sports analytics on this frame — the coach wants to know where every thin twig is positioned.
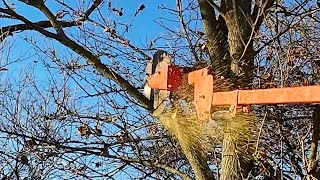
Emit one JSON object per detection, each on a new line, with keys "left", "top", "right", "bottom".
{"left": 254, "top": 112, "right": 267, "bottom": 155}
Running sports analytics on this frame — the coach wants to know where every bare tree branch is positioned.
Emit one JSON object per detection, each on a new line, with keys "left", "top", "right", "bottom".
{"left": 0, "top": 7, "right": 153, "bottom": 110}
{"left": 205, "top": 0, "right": 224, "bottom": 16}
{"left": 252, "top": 0, "right": 276, "bottom": 31}
{"left": 0, "top": 20, "right": 79, "bottom": 42}
{"left": 0, "top": 128, "right": 192, "bottom": 180}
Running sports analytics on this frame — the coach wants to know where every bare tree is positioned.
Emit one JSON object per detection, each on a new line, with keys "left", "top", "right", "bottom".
{"left": 1, "top": 0, "right": 320, "bottom": 179}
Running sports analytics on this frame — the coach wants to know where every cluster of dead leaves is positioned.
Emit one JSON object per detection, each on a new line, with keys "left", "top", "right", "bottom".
{"left": 77, "top": 123, "right": 102, "bottom": 138}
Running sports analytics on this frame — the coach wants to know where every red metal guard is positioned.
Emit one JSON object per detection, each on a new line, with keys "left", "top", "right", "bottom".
{"left": 147, "top": 65, "right": 183, "bottom": 91}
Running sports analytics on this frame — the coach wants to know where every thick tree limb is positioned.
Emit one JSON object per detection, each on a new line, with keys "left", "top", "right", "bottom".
{"left": 197, "top": 0, "right": 229, "bottom": 76}
{"left": 220, "top": 132, "right": 240, "bottom": 180}
{"left": 307, "top": 105, "right": 320, "bottom": 178}
{"left": 198, "top": 1, "right": 276, "bottom": 179}
{"left": 34, "top": 1, "right": 65, "bottom": 34}
{"left": 17, "top": 0, "right": 103, "bottom": 35}
{"left": 205, "top": 0, "right": 224, "bottom": 16}
{"left": 84, "top": 0, "right": 102, "bottom": 19}
{"left": 1, "top": 0, "right": 102, "bottom": 42}
{"left": 0, "top": 20, "right": 79, "bottom": 42}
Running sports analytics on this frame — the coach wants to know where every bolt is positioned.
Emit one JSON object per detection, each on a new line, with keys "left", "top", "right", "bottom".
{"left": 198, "top": 95, "right": 205, "bottom": 99}
{"left": 202, "top": 110, "right": 209, "bottom": 114}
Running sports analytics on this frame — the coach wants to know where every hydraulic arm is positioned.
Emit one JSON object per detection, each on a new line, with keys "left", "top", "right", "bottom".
{"left": 147, "top": 65, "right": 320, "bottom": 120}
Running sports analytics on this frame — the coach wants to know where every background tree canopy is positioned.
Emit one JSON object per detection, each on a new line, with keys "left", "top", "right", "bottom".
{"left": 1, "top": 0, "right": 320, "bottom": 179}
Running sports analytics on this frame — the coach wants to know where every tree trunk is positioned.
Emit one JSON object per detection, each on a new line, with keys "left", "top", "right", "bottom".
{"left": 179, "top": 139, "right": 214, "bottom": 180}
{"left": 220, "top": 132, "right": 240, "bottom": 180}
{"left": 219, "top": 10, "right": 254, "bottom": 180}
{"left": 158, "top": 110, "right": 214, "bottom": 180}
{"left": 198, "top": 0, "right": 275, "bottom": 179}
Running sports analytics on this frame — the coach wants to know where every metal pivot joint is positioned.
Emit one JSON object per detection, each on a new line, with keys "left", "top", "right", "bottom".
{"left": 188, "top": 68, "right": 213, "bottom": 121}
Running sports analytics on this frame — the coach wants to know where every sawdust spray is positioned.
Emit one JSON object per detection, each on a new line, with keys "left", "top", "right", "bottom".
{"left": 153, "top": 72, "right": 257, "bottom": 177}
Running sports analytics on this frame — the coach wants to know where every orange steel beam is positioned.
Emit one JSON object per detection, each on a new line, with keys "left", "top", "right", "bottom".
{"left": 188, "top": 67, "right": 320, "bottom": 120}
{"left": 212, "top": 86, "right": 320, "bottom": 106}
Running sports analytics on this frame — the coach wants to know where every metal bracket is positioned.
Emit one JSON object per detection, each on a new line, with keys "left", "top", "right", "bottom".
{"left": 229, "top": 91, "right": 251, "bottom": 116}
{"left": 188, "top": 68, "right": 213, "bottom": 120}
{"left": 229, "top": 90, "right": 239, "bottom": 117}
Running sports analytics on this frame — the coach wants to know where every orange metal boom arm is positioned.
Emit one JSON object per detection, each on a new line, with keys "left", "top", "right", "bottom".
{"left": 213, "top": 86, "right": 320, "bottom": 106}
{"left": 210, "top": 86, "right": 320, "bottom": 119}
{"left": 147, "top": 65, "right": 320, "bottom": 120}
